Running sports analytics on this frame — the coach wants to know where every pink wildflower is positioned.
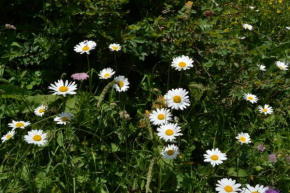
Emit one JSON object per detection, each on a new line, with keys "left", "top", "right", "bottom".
{"left": 71, "top": 73, "right": 89, "bottom": 81}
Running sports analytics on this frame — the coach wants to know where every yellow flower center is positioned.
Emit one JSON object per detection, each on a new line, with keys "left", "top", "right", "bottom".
{"left": 61, "top": 117, "right": 69, "bottom": 122}
{"left": 178, "top": 62, "right": 186, "bottom": 67}
{"left": 173, "top": 95, "right": 182, "bottom": 103}
{"left": 112, "top": 46, "right": 119, "bottom": 50}
{"left": 252, "top": 191, "right": 258, "bottom": 193}
{"left": 59, "top": 86, "right": 68, "bottom": 92}
{"left": 165, "top": 129, "right": 174, "bottom": 136}
{"left": 245, "top": 25, "right": 249, "bottom": 29}
{"left": 15, "top": 122, "right": 24, "bottom": 128}
{"left": 279, "top": 66, "right": 284, "bottom": 69}
{"left": 167, "top": 150, "right": 174, "bottom": 155}
{"left": 82, "top": 46, "right": 90, "bottom": 51}
{"left": 39, "top": 109, "right": 44, "bottom": 113}
{"left": 263, "top": 108, "right": 268, "bottom": 112}
{"left": 224, "top": 185, "right": 233, "bottom": 192}
{"left": 248, "top": 96, "right": 253, "bottom": 100}
{"left": 6, "top": 134, "right": 12, "bottom": 139}
{"left": 211, "top": 155, "right": 219, "bottom": 161}
{"left": 33, "top": 135, "right": 42, "bottom": 141}
{"left": 240, "top": 136, "right": 247, "bottom": 142}
{"left": 157, "top": 114, "right": 165, "bottom": 120}
{"left": 118, "top": 81, "right": 124, "bottom": 88}
{"left": 104, "top": 73, "right": 111, "bottom": 78}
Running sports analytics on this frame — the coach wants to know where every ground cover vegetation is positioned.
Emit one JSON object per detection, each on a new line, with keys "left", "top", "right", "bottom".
{"left": 0, "top": 0, "right": 290, "bottom": 192}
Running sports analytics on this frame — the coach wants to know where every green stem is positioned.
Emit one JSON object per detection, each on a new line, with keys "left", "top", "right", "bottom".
{"left": 86, "top": 54, "right": 92, "bottom": 94}
{"left": 114, "top": 52, "right": 118, "bottom": 75}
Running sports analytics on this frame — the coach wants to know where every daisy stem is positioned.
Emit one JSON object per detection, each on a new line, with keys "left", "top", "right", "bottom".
{"left": 114, "top": 52, "right": 118, "bottom": 75}
{"left": 86, "top": 54, "right": 92, "bottom": 94}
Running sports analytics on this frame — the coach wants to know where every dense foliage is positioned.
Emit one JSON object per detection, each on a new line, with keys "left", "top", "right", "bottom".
{"left": 0, "top": 0, "right": 290, "bottom": 192}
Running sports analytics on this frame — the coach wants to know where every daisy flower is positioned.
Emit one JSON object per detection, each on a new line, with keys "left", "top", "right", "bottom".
{"left": 109, "top": 43, "right": 121, "bottom": 52}
{"left": 149, "top": 108, "right": 172, "bottom": 125}
{"left": 164, "top": 88, "right": 190, "bottom": 110}
{"left": 258, "top": 104, "right": 273, "bottom": 115}
{"left": 74, "top": 40, "right": 96, "bottom": 54}
{"left": 257, "top": 64, "right": 266, "bottom": 71}
{"left": 249, "top": 6, "right": 254, "bottom": 9}
{"left": 161, "top": 144, "right": 179, "bottom": 160}
{"left": 203, "top": 148, "right": 227, "bottom": 167}
{"left": 157, "top": 123, "right": 183, "bottom": 142}
{"left": 113, "top": 76, "right": 129, "bottom": 92}
{"left": 99, "top": 68, "right": 115, "bottom": 79}
{"left": 24, "top": 130, "right": 47, "bottom": 146}
{"left": 34, "top": 105, "right": 47, "bottom": 117}
{"left": 48, "top": 80, "right": 77, "bottom": 97}
{"left": 243, "top": 24, "right": 253, "bottom": 30}
{"left": 216, "top": 178, "right": 241, "bottom": 193}
{"left": 1, "top": 130, "right": 15, "bottom": 143}
{"left": 275, "top": 61, "right": 288, "bottom": 70}
{"left": 54, "top": 112, "right": 73, "bottom": 125}
{"left": 8, "top": 120, "right": 30, "bottom": 130}
{"left": 236, "top": 132, "right": 251, "bottom": 144}
{"left": 242, "top": 184, "right": 268, "bottom": 193}
{"left": 238, "top": 36, "right": 246, "bottom": 40}
{"left": 171, "top": 55, "right": 194, "bottom": 71}
{"left": 244, "top": 93, "right": 258, "bottom": 104}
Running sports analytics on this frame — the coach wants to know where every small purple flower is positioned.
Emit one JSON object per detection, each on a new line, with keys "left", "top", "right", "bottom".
{"left": 71, "top": 73, "right": 89, "bottom": 81}
{"left": 269, "top": 154, "right": 277, "bottom": 163}
{"left": 257, "top": 144, "right": 266, "bottom": 151}
{"left": 265, "top": 187, "right": 280, "bottom": 193}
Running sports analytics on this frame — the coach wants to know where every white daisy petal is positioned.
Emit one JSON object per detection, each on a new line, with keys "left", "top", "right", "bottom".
{"left": 275, "top": 61, "right": 288, "bottom": 71}
{"left": 257, "top": 64, "right": 266, "bottom": 71}
{"left": 149, "top": 108, "right": 172, "bottom": 125}
{"left": 258, "top": 104, "right": 273, "bottom": 115}
{"left": 48, "top": 80, "right": 77, "bottom": 97}
{"left": 54, "top": 112, "right": 73, "bottom": 125}
{"left": 109, "top": 43, "right": 121, "bottom": 51}
{"left": 244, "top": 93, "right": 258, "bottom": 104}
{"left": 242, "top": 184, "right": 268, "bottom": 193}
{"left": 8, "top": 120, "right": 30, "bottom": 130}
{"left": 99, "top": 68, "right": 115, "bottom": 79}
{"left": 243, "top": 24, "right": 253, "bottom": 30}
{"left": 236, "top": 132, "right": 251, "bottom": 144}
{"left": 157, "top": 123, "right": 182, "bottom": 142}
{"left": 113, "top": 76, "right": 129, "bottom": 92}
{"left": 161, "top": 144, "right": 179, "bottom": 160}
{"left": 171, "top": 55, "right": 194, "bottom": 71}
{"left": 24, "top": 129, "right": 47, "bottom": 146}
{"left": 34, "top": 105, "right": 47, "bottom": 117}
{"left": 74, "top": 40, "right": 96, "bottom": 54}
{"left": 1, "top": 130, "right": 15, "bottom": 143}
{"left": 216, "top": 178, "right": 241, "bottom": 193}
{"left": 164, "top": 88, "right": 190, "bottom": 110}
{"left": 203, "top": 148, "right": 227, "bottom": 167}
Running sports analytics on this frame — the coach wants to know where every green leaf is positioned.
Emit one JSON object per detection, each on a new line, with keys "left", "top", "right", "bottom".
{"left": 0, "top": 85, "right": 28, "bottom": 95}
{"left": 57, "top": 131, "right": 64, "bottom": 147}
{"left": 227, "top": 168, "right": 248, "bottom": 177}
